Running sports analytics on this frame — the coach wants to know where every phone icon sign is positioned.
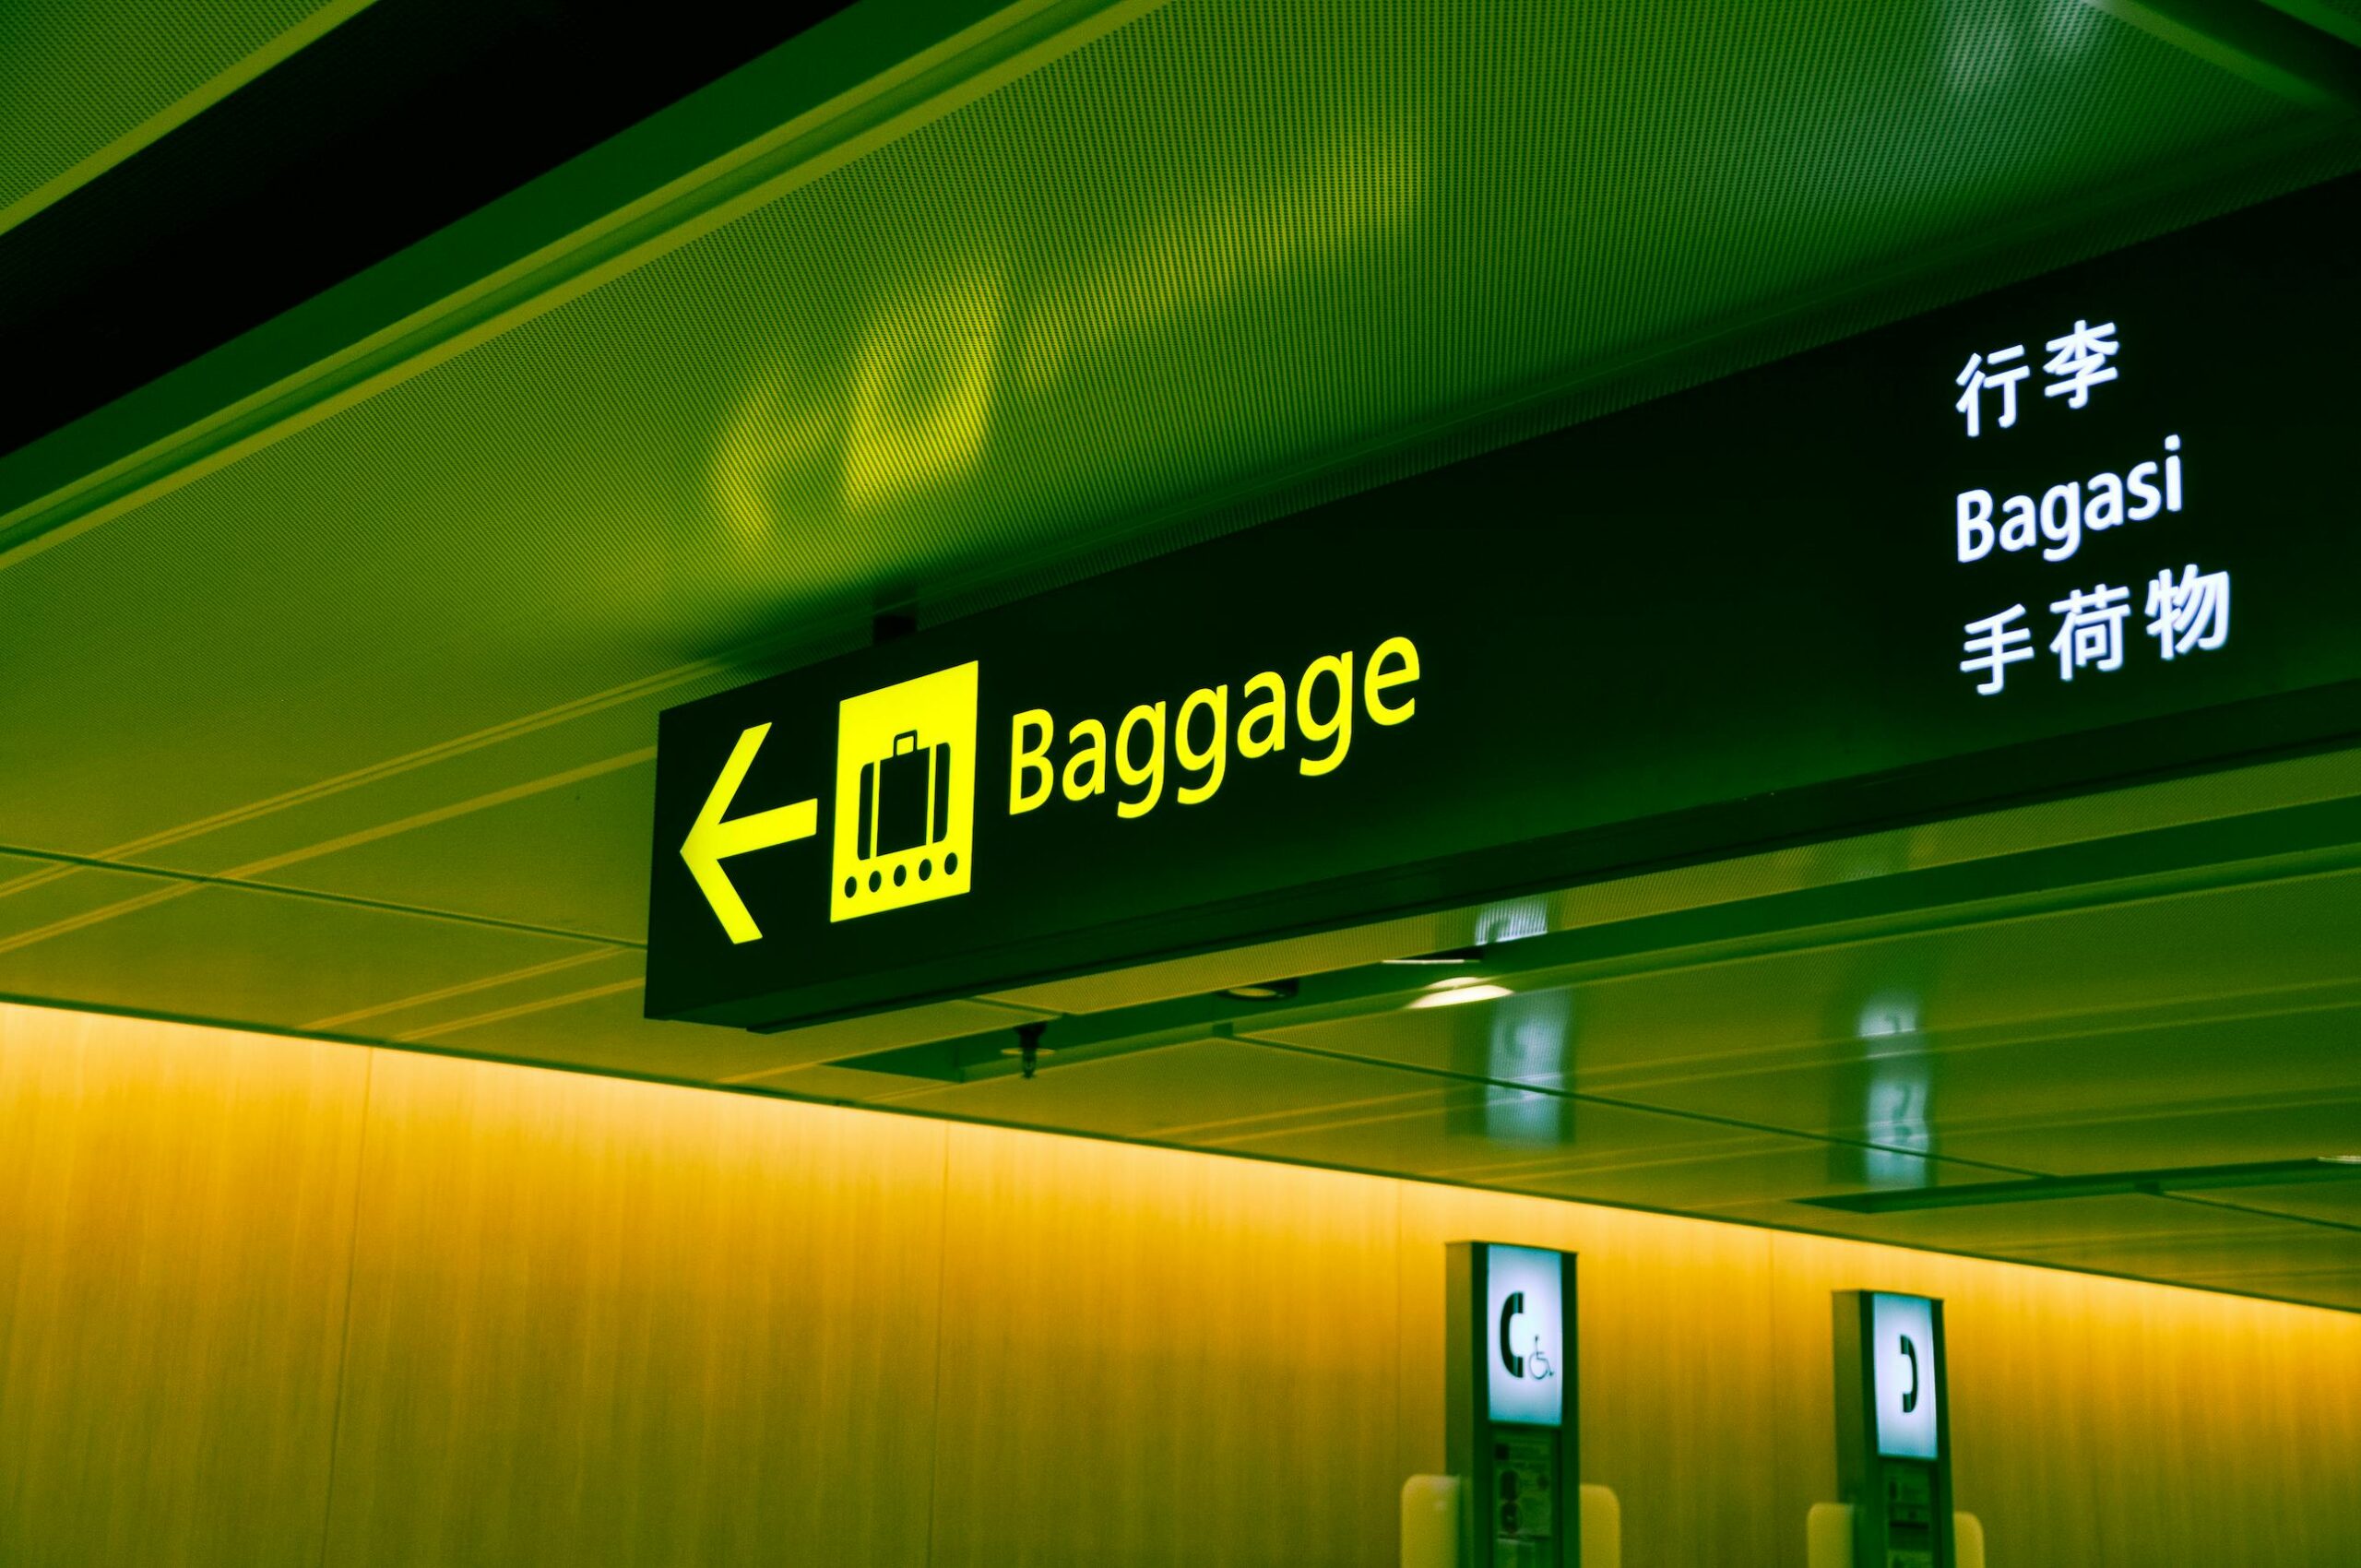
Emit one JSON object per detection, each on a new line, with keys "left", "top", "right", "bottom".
{"left": 1870, "top": 1292, "right": 1940, "bottom": 1459}
{"left": 1484, "top": 1247, "right": 1564, "bottom": 1426}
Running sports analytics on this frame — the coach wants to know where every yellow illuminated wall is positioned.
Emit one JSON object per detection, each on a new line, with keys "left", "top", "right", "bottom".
{"left": 2, "top": 1000, "right": 2355, "bottom": 1566}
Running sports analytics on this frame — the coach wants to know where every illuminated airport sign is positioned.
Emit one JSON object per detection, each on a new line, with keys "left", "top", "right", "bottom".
{"left": 647, "top": 178, "right": 2361, "bottom": 1028}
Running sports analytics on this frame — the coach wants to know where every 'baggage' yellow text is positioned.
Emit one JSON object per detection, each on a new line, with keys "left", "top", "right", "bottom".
{"left": 1008, "top": 636, "right": 1420, "bottom": 822}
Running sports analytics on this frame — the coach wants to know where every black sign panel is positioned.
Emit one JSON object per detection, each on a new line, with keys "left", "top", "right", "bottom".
{"left": 647, "top": 176, "right": 2361, "bottom": 1028}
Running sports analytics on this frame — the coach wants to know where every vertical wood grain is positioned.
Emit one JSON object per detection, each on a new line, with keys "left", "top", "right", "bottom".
{"left": 1765, "top": 1234, "right": 2361, "bottom": 1568}
{"left": 0, "top": 1003, "right": 369, "bottom": 1568}
{"left": 927, "top": 1127, "right": 1404, "bottom": 1568}
{"left": 315, "top": 1051, "right": 950, "bottom": 1567}
{"left": 2, "top": 1003, "right": 2356, "bottom": 1568}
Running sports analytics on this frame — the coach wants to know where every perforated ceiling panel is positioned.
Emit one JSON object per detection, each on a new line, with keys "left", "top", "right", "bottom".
{"left": 0, "top": 0, "right": 2343, "bottom": 857}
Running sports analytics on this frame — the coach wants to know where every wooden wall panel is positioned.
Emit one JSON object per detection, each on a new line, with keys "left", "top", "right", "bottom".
{"left": 3, "top": 1004, "right": 2355, "bottom": 1567}
{"left": 1765, "top": 1235, "right": 2361, "bottom": 1568}
{"left": 316, "top": 1051, "right": 950, "bottom": 1568}
{"left": 926, "top": 1127, "right": 1404, "bottom": 1568}
{"left": 0, "top": 1003, "right": 368, "bottom": 1568}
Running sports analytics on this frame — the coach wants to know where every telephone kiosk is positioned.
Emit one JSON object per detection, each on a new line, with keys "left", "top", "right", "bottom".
{"left": 1448, "top": 1243, "right": 1577, "bottom": 1568}
{"left": 1833, "top": 1291, "right": 1956, "bottom": 1568}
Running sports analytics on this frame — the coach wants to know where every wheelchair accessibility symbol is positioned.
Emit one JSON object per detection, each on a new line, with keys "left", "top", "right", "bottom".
{"left": 1498, "top": 1289, "right": 1554, "bottom": 1383}
{"left": 830, "top": 662, "right": 979, "bottom": 923}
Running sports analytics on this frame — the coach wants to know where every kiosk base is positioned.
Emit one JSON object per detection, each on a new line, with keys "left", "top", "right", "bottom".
{"left": 1808, "top": 1504, "right": 1986, "bottom": 1568}
{"left": 1400, "top": 1478, "right": 1621, "bottom": 1568}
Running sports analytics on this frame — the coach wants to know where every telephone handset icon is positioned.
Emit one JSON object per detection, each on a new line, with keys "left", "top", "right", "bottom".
{"left": 1899, "top": 1335, "right": 1920, "bottom": 1414}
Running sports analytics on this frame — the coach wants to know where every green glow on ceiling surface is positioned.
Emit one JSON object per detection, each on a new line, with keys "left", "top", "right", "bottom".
{"left": 0, "top": 0, "right": 2350, "bottom": 885}
{"left": 5, "top": 0, "right": 2349, "bottom": 852}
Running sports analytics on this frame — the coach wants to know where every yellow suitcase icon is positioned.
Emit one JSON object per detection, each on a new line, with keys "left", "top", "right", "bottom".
{"left": 831, "top": 663, "right": 977, "bottom": 921}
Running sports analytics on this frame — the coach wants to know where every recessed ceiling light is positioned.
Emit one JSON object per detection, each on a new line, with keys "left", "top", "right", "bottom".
{"left": 1408, "top": 980, "right": 1511, "bottom": 1009}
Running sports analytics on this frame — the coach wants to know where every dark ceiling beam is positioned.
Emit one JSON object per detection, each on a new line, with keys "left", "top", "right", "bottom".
{"left": 2257, "top": 0, "right": 2361, "bottom": 49}
{"left": 0, "top": 0, "right": 860, "bottom": 463}
{"left": 0, "top": 0, "right": 1151, "bottom": 575}
{"left": 0, "top": 0, "right": 383, "bottom": 242}
{"left": 2081, "top": 0, "right": 2361, "bottom": 109}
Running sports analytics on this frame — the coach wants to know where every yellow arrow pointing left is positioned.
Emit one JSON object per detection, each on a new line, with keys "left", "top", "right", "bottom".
{"left": 681, "top": 723, "right": 817, "bottom": 944}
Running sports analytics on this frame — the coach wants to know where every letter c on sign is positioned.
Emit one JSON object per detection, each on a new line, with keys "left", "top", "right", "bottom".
{"left": 1499, "top": 1290, "right": 1526, "bottom": 1378}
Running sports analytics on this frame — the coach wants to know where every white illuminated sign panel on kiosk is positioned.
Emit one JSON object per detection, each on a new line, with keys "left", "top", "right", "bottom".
{"left": 1486, "top": 1244, "right": 1566, "bottom": 1429}
{"left": 1869, "top": 1291, "right": 1940, "bottom": 1461}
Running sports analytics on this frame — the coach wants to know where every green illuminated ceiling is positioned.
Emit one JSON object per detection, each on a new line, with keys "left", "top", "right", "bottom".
{"left": 5, "top": 0, "right": 2352, "bottom": 846}
{"left": 0, "top": 0, "right": 2356, "bottom": 1307}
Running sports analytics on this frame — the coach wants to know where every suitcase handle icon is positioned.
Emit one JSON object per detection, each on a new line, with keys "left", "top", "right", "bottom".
{"left": 858, "top": 730, "right": 953, "bottom": 861}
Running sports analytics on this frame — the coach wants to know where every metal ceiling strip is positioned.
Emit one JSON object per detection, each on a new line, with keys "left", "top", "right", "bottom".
{"left": 0, "top": 0, "right": 381, "bottom": 240}
{"left": 820, "top": 793, "right": 2361, "bottom": 1082}
{"left": 2082, "top": 0, "right": 2361, "bottom": 106}
{"left": 1809, "top": 1156, "right": 2361, "bottom": 1213}
{"left": 0, "top": 749, "right": 657, "bottom": 956}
